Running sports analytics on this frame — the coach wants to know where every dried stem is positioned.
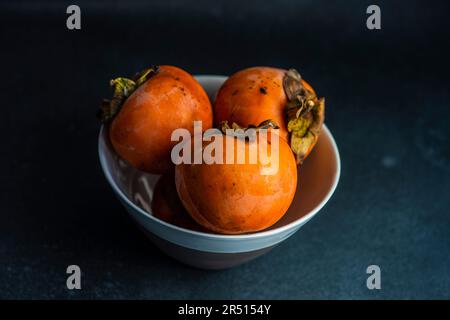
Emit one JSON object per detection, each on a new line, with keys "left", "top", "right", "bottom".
{"left": 97, "top": 66, "right": 159, "bottom": 123}
{"left": 283, "top": 68, "right": 325, "bottom": 163}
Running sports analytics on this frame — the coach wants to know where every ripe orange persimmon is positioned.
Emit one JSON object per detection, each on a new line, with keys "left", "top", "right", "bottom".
{"left": 151, "top": 170, "right": 206, "bottom": 232}
{"left": 214, "top": 67, "right": 325, "bottom": 163}
{"left": 175, "top": 122, "right": 297, "bottom": 234}
{"left": 100, "top": 65, "right": 213, "bottom": 174}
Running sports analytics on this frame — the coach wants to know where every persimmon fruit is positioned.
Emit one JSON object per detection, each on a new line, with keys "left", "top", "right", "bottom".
{"left": 175, "top": 122, "right": 298, "bottom": 234}
{"left": 151, "top": 170, "right": 206, "bottom": 232}
{"left": 214, "top": 67, "right": 325, "bottom": 163}
{"left": 99, "top": 65, "right": 213, "bottom": 174}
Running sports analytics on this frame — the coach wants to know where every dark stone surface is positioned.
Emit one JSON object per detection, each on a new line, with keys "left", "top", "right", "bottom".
{"left": 0, "top": 0, "right": 449, "bottom": 299}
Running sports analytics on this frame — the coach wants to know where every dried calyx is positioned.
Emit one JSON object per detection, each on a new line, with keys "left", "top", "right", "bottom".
{"left": 283, "top": 68, "right": 325, "bottom": 163}
{"left": 220, "top": 120, "right": 279, "bottom": 141}
{"left": 98, "top": 66, "right": 159, "bottom": 123}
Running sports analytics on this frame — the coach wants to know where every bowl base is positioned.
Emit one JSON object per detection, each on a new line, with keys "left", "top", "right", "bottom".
{"left": 137, "top": 223, "right": 275, "bottom": 270}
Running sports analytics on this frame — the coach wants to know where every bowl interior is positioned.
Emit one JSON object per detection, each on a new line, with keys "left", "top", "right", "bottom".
{"left": 99, "top": 75, "right": 340, "bottom": 236}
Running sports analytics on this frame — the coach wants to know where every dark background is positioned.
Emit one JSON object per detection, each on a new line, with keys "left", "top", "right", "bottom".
{"left": 1, "top": 0, "right": 449, "bottom": 299}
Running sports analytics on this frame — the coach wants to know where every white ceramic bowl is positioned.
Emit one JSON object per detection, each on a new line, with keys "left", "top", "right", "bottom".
{"left": 98, "top": 75, "right": 340, "bottom": 269}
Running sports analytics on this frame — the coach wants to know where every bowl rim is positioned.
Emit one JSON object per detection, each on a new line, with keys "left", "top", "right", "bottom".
{"left": 98, "top": 74, "right": 341, "bottom": 241}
